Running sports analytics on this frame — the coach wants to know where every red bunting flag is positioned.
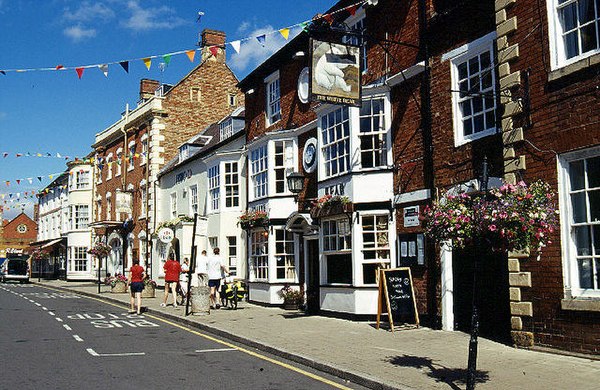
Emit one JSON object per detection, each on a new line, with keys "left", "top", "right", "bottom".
{"left": 346, "top": 5, "right": 358, "bottom": 15}
{"left": 76, "top": 67, "right": 84, "bottom": 79}
{"left": 16, "top": 180, "right": 20, "bottom": 185}
{"left": 324, "top": 14, "right": 334, "bottom": 24}
{"left": 16, "top": 153, "right": 22, "bottom": 157}
{"left": 209, "top": 46, "right": 219, "bottom": 57}
{"left": 56, "top": 64, "right": 64, "bottom": 70}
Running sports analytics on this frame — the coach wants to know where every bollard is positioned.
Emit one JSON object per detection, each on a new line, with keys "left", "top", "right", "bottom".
{"left": 190, "top": 274, "right": 210, "bottom": 315}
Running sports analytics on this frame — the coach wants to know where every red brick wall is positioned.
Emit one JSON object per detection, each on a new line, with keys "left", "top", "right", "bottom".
{"left": 504, "top": 0, "right": 600, "bottom": 354}
{"left": 0, "top": 213, "right": 37, "bottom": 252}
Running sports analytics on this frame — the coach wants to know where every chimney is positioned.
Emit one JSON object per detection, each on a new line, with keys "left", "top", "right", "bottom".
{"left": 139, "top": 79, "right": 160, "bottom": 102}
{"left": 200, "top": 29, "right": 226, "bottom": 62}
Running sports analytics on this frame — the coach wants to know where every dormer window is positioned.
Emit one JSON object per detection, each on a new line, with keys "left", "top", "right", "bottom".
{"left": 220, "top": 118, "right": 234, "bottom": 141}
{"left": 179, "top": 144, "right": 189, "bottom": 161}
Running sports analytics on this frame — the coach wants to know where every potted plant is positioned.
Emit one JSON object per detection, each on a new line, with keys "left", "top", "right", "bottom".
{"left": 104, "top": 273, "right": 128, "bottom": 293}
{"left": 279, "top": 284, "right": 304, "bottom": 310}
{"left": 238, "top": 210, "right": 269, "bottom": 230}
{"left": 423, "top": 180, "right": 559, "bottom": 255}
{"left": 310, "top": 195, "right": 351, "bottom": 218}
{"left": 88, "top": 242, "right": 111, "bottom": 259}
{"left": 141, "top": 277, "right": 157, "bottom": 298}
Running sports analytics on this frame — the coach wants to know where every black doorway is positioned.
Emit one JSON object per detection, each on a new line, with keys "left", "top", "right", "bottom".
{"left": 305, "top": 239, "right": 320, "bottom": 314}
{"left": 452, "top": 247, "right": 511, "bottom": 343}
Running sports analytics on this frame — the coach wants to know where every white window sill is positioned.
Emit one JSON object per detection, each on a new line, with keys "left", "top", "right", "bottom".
{"left": 561, "top": 298, "right": 600, "bottom": 312}
{"left": 549, "top": 52, "right": 600, "bottom": 82}
{"left": 455, "top": 128, "right": 497, "bottom": 147}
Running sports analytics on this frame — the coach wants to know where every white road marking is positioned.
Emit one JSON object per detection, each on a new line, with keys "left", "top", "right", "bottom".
{"left": 42, "top": 307, "right": 48, "bottom": 311}
{"left": 48, "top": 311, "right": 55, "bottom": 316}
{"left": 73, "top": 335, "right": 84, "bottom": 342}
{"left": 56, "top": 318, "right": 63, "bottom": 322}
{"left": 63, "top": 324, "right": 72, "bottom": 331}
{"left": 35, "top": 303, "right": 41, "bottom": 306}
{"left": 195, "top": 348, "right": 237, "bottom": 353}
{"left": 86, "top": 348, "right": 145, "bottom": 357}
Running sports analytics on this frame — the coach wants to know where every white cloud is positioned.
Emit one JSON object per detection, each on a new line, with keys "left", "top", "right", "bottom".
{"left": 228, "top": 24, "right": 302, "bottom": 74}
{"left": 63, "top": 24, "right": 97, "bottom": 42}
{"left": 63, "top": 2, "right": 115, "bottom": 23}
{"left": 121, "top": 0, "right": 188, "bottom": 31}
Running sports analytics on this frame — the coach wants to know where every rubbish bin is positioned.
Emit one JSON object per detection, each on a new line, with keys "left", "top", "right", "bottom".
{"left": 190, "top": 273, "right": 210, "bottom": 315}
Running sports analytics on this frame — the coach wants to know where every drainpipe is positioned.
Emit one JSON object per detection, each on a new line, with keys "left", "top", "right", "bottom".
{"left": 121, "top": 104, "right": 129, "bottom": 275}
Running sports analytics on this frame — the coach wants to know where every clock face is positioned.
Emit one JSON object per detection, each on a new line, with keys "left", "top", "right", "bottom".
{"left": 304, "top": 144, "right": 316, "bottom": 165}
{"left": 302, "top": 138, "right": 318, "bottom": 173}
{"left": 17, "top": 224, "right": 27, "bottom": 233}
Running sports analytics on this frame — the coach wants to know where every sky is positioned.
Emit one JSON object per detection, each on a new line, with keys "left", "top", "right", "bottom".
{"left": 0, "top": 0, "right": 332, "bottom": 220}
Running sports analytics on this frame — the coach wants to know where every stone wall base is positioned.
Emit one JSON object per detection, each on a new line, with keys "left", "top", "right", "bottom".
{"left": 512, "top": 330, "right": 534, "bottom": 348}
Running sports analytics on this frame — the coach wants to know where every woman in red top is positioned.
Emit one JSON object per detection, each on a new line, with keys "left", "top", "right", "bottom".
{"left": 162, "top": 254, "right": 181, "bottom": 308}
{"left": 128, "top": 259, "right": 145, "bottom": 315}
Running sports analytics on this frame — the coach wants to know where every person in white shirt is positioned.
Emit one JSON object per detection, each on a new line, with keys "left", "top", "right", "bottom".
{"left": 195, "top": 250, "right": 209, "bottom": 287}
{"left": 179, "top": 257, "right": 190, "bottom": 297}
{"left": 207, "top": 247, "right": 229, "bottom": 309}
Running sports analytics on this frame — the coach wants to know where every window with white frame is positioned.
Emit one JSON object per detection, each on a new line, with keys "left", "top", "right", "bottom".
{"left": 128, "top": 143, "right": 136, "bottom": 170}
{"left": 179, "top": 144, "right": 189, "bottom": 162}
{"left": 116, "top": 149, "right": 123, "bottom": 176}
{"left": 170, "top": 192, "right": 177, "bottom": 218}
{"left": 361, "top": 215, "right": 391, "bottom": 284}
{"left": 250, "top": 145, "right": 268, "bottom": 200}
{"left": 323, "top": 218, "right": 352, "bottom": 284}
{"left": 189, "top": 185, "right": 198, "bottom": 215}
{"left": 224, "top": 162, "right": 239, "bottom": 208}
{"left": 139, "top": 237, "right": 147, "bottom": 265}
{"left": 106, "top": 153, "right": 113, "bottom": 180}
{"left": 227, "top": 236, "right": 237, "bottom": 276}
{"left": 71, "top": 246, "right": 88, "bottom": 271}
{"left": 96, "top": 198, "right": 102, "bottom": 221}
{"left": 250, "top": 230, "right": 268, "bottom": 280}
{"left": 265, "top": 71, "right": 281, "bottom": 126}
{"left": 209, "top": 237, "right": 219, "bottom": 252}
{"left": 550, "top": 0, "right": 600, "bottom": 66}
{"left": 140, "top": 184, "right": 147, "bottom": 218}
{"left": 343, "top": 12, "right": 367, "bottom": 72}
{"left": 560, "top": 147, "right": 600, "bottom": 296}
{"left": 76, "top": 170, "right": 90, "bottom": 189}
{"left": 141, "top": 135, "right": 148, "bottom": 165}
{"left": 274, "top": 140, "right": 294, "bottom": 194}
{"left": 359, "top": 97, "right": 387, "bottom": 169}
{"left": 451, "top": 36, "right": 496, "bottom": 144}
{"left": 321, "top": 106, "right": 351, "bottom": 178}
{"left": 275, "top": 228, "right": 295, "bottom": 280}
{"left": 208, "top": 165, "right": 220, "bottom": 212}
{"left": 71, "top": 205, "right": 89, "bottom": 230}
{"left": 220, "top": 118, "right": 234, "bottom": 141}
{"left": 106, "top": 194, "right": 112, "bottom": 220}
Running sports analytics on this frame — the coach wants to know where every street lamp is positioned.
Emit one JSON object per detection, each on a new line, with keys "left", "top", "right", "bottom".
{"left": 286, "top": 171, "right": 304, "bottom": 201}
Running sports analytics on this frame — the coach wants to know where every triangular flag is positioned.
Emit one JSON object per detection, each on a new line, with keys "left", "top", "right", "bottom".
{"left": 143, "top": 57, "right": 151, "bottom": 70}
{"left": 300, "top": 21, "right": 310, "bottom": 32}
{"left": 37, "top": 176, "right": 42, "bottom": 182}
{"left": 27, "top": 178, "right": 32, "bottom": 184}
{"left": 16, "top": 180, "right": 20, "bottom": 185}
{"left": 37, "top": 153, "right": 42, "bottom": 157}
{"left": 279, "top": 28, "right": 290, "bottom": 40}
{"left": 98, "top": 64, "right": 109, "bottom": 77}
{"left": 49, "top": 175, "right": 53, "bottom": 180}
{"left": 323, "top": 14, "right": 334, "bottom": 24}
{"left": 120, "top": 61, "right": 129, "bottom": 73}
{"left": 0, "top": 70, "right": 5, "bottom": 75}
{"left": 230, "top": 40, "right": 241, "bottom": 54}
{"left": 186, "top": 50, "right": 196, "bottom": 62}
{"left": 75, "top": 67, "right": 84, "bottom": 79}
{"left": 346, "top": 5, "right": 358, "bottom": 16}
{"left": 56, "top": 65, "right": 64, "bottom": 70}
{"left": 2, "top": 152, "right": 7, "bottom": 158}
{"left": 209, "top": 46, "right": 219, "bottom": 57}
{"left": 5, "top": 181, "right": 9, "bottom": 186}
{"left": 163, "top": 54, "right": 171, "bottom": 65}
{"left": 256, "top": 34, "right": 266, "bottom": 46}
{"left": 56, "top": 153, "right": 61, "bottom": 158}
{"left": 16, "top": 153, "right": 22, "bottom": 157}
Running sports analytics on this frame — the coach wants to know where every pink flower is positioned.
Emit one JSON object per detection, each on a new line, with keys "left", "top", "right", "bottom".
{"left": 489, "top": 224, "right": 497, "bottom": 232}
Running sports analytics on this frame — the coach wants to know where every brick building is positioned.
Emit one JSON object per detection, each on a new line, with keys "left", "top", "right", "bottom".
{"left": 91, "top": 29, "right": 243, "bottom": 280}
{"left": 0, "top": 211, "right": 37, "bottom": 261}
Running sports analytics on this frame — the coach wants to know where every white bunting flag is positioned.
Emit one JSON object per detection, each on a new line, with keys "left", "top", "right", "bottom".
{"left": 98, "top": 64, "right": 109, "bottom": 77}
{"left": 230, "top": 40, "right": 241, "bottom": 54}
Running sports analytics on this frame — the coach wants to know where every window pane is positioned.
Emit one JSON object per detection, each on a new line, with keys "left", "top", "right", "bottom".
{"left": 594, "top": 225, "right": 600, "bottom": 255}
{"left": 579, "top": 0, "right": 596, "bottom": 24}
{"left": 571, "top": 192, "right": 587, "bottom": 223}
{"left": 574, "top": 226, "right": 592, "bottom": 256}
{"left": 559, "top": 4, "right": 578, "bottom": 31}
{"left": 587, "top": 157, "right": 600, "bottom": 188}
{"left": 461, "top": 101, "right": 472, "bottom": 116}
{"left": 589, "top": 189, "right": 600, "bottom": 221}
{"left": 570, "top": 160, "right": 585, "bottom": 190}
{"left": 580, "top": 23, "right": 598, "bottom": 53}
{"left": 458, "top": 62, "right": 468, "bottom": 80}
{"left": 473, "top": 114, "right": 484, "bottom": 132}
{"left": 578, "top": 258, "right": 593, "bottom": 288}
{"left": 363, "top": 263, "right": 379, "bottom": 284}
{"left": 564, "top": 31, "right": 579, "bottom": 59}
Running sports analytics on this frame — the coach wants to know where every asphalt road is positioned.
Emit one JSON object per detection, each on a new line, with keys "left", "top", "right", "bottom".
{"left": 0, "top": 283, "right": 366, "bottom": 390}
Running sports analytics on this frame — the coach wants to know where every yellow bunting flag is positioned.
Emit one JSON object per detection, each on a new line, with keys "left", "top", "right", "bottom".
{"left": 279, "top": 28, "right": 290, "bottom": 40}
{"left": 143, "top": 58, "right": 152, "bottom": 70}
{"left": 186, "top": 50, "right": 196, "bottom": 62}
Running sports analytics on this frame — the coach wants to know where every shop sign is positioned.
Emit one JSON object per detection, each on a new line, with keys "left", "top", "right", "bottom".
{"left": 157, "top": 227, "right": 174, "bottom": 244}
{"left": 403, "top": 206, "right": 420, "bottom": 227}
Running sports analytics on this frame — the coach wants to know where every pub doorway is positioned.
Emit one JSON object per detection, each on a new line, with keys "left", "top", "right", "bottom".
{"left": 305, "top": 238, "right": 320, "bottom": 314}
{"left": 452, "top": 246, "right": 511, "bottom": 343}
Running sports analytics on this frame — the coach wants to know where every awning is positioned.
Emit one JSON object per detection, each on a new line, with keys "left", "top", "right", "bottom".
{"left": 88, "top": 220, "right": 123, "bottom": 229}
{"left": 42, "top": 238, "right": 63, "bottom": 249}
{"left": 285, "top": 212, "right": 319, "bottom": 235}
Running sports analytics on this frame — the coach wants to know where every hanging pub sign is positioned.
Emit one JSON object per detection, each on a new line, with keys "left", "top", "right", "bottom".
{"left": 116, "top": 189, "right": 132, "bottom": 214}
{"left": 309, "top": 39, "right": 361, "bottom": 107}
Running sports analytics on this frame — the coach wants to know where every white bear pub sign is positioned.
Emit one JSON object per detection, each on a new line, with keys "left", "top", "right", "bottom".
{"left": 310, "top": 39, "right": 362, "bottom": 107}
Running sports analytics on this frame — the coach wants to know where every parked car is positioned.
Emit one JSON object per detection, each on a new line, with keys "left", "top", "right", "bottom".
{"left": 0, "top": 258, "right": 30, "bottom": 283}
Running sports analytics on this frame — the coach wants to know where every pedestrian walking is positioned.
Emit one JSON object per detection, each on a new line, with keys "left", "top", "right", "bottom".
{"left": 128, "top": 259, "right": 145, "bottom": 315}
{"left": 196, "top": 250, "right": 209, "bottom": 286}
{"left": 180, "top": 257, "right": 190, "bottom": 297}
{"left": 162, "top": 254, "right": 181, "bottom": 308}
{"left": 207, "top": 247, "right": 229, "bottom": 309}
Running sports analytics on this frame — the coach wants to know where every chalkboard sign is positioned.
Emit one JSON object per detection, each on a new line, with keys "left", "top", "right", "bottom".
{"left": 376, "top": 268, "right": 419, "bottom": 331}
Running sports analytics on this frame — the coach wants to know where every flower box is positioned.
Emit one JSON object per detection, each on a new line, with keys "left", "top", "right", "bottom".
{"left": 141, "top": 284, "right": 155, "bottom": 298}
{"left": 238, "top": 210, "right": 269, "bottom": 230}
{"left": 111, "top": 280, "right": 128, "bottom": 293}
{"left": 310, "top": 196, "right": 352, "bottom": 219}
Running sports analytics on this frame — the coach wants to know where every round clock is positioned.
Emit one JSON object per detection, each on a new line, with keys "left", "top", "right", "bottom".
{"left": 17, "top": 224, "right": 28, "bottom": 233}
{"left": 302, "top": 138, "right": 318, "bottom": 173}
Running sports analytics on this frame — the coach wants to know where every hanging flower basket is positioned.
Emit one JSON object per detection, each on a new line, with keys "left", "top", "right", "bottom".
{"left": 310, "top": 195, "right": 352, "bottom": 219}
{"left": 238, "top": 210, "right": 269, "bottom": 230}
{"left": 88, "top": 242, "right": 111, "bottom": 259}
{"left": 423, "top": 180, "right": 559, "bottom": 254}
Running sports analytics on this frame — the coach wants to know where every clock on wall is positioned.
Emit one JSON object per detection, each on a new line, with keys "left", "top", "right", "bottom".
{"left": 302, "top": 137, "right": 318, "bottom": 173}
{"left": 17, "top": 224, "right": 28, "bottom": 233}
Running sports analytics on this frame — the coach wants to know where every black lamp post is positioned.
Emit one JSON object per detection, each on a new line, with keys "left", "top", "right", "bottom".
{"left": 286, "top": 171, "right": 304, "bottom": 201}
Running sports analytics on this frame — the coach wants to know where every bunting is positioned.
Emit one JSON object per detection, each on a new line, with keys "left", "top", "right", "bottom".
{"left": 0, "top": 0, "right": 368, "bottom": 77}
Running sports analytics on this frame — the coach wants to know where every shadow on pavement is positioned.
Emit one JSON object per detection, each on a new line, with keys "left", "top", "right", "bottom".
{"left": 385, "top": 354, "right": 490, "bottom": 390}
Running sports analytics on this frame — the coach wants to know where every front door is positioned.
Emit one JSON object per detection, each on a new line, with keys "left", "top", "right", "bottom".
{"left": 305, "top": 239, "right": 320, "bottom": 314}
{"left": 453, "top": 247, "right": 511, "bottom": 343}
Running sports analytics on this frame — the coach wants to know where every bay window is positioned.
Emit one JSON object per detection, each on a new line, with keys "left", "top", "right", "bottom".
{"left": 251, "top": 230, "right": 269, "bottom": 280}
{"left": 275, "top": 228, "right": 295, "bottom": 280}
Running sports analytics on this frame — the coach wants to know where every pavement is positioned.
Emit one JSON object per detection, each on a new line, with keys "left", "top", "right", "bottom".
{"left": 35, "top": 280, "right": 599, "bottom": 390}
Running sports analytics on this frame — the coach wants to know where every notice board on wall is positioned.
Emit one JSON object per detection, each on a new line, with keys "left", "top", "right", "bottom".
{"left": 376, "top": 268, "right": 419, "bottom": 331}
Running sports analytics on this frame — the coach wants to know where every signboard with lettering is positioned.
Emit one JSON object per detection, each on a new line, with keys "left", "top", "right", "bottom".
{"left": 376, "top": 268, "right": 419, "bottom": 331}
{"left": 157, "top": 227, "right": 174, "bottom": 244}
{"left": 116, "top": 190, "right": 132, "bottom": 214}
{"left": 403, "top": 206, "right": 420, "bottom": 227}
